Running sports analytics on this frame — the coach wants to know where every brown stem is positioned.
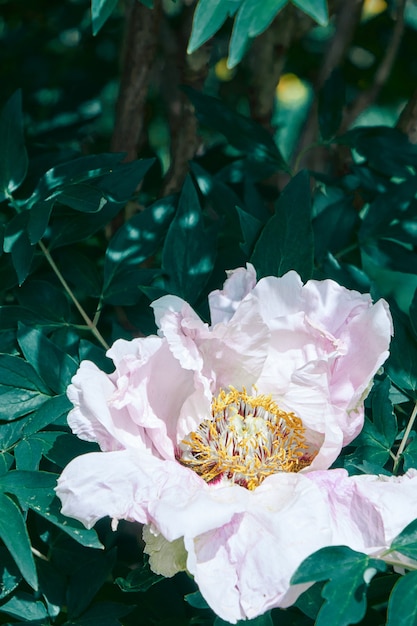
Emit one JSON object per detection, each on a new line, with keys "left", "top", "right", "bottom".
{"left": 110, "top": 0, "right": 162, "bottom": 161}
{"left": 292, "top": 0, "right": 365, "bottom": 173}
{"left": 341, "top": 0, "right": 406, "bottom": 133}
{"left": 318, "top": 0, "right": 365, "bottom": 88}
{"left": 396, "top": 86, "right": 417, "bottom": 144}
{"left": 246, "top": 5, "right": 315, "bottom": 133}
{"left": 160, "top": 8, "right": 210, "bottom": 196}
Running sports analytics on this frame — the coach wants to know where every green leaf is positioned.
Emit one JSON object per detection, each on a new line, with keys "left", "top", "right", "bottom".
{"left": 103, "top": 196, "right": 175, "bottom": 305}
{"left": 15, "top": 431, "right": 97, "bottom": 471}
{"left": 402, "top": 437, "right": 417, "bottom": 472}
{"left": 48, "top": 202, "right": 121, "bottom": 249}
{"left": 291, "top": 0, "right": 328, "bottom": 25}
{"left": 350, "top": 379, "right": 397, "bottom": 468}
{"left": 387, "top": 570, "right": 417, "bottom": 626}
{"left": 91, "top": 0, "right": 118, "bottom": 35}
{"left": 337, "top": 126, "right": 417, "bottom": 178}
{"left": 350, "top": 418, "right": 392, "bottom": 467}
{"left": 251, "top": 169, "right": 313, "bottom": 280}
{"left": 371, "top": 377, "right": 397, "bottom": 447}
{"left": 0, "top": 591, "right": 48, "bottom": 621}
{"left": 162, "top": 175, "right": 217, "bottom": 303}
{"left": 362, "top": 239, "right": 417, "bottom": 275}
{"left": 390, "top": 518, "right": 417, "bottom": 560}
{"left": 0, "top": 354, "right": 51, "bottom": 420}
{"left": 184, "top": 590, "right": 210, "bottom": 610}
{"left": 386, "top": 310, "right": 417, "bottom": 399}
{"left": 0, "top": 471, "right": 103, "bottom": 549}
{"left": 184, "top": 87, "right": 289, "bottom": 172}
{"left": 79, "top": 340, "right": 114, "bottom": 374}
{"left": 15, "top": 436, "right": 52, "bottom": 471}
{"left": 17, "top": 280, "right": 71, "bottom": 324}
{"left": 359, "top": 178, "right": 417, "bottom": 241}
{"left": 0, "top": 493, "right": 38, "bottom": 590}
{"left": 17, "top": 324, "right": 78, "bottom": 394}
{"left": 410, "top": 288, "right": 417, "bottom": 340}
{"left": 70, "top": 601, "right": 133, "bottom": 626}
{"left": 228, "top": 0, "right": 287, "bottom": 67}
{"left": 291, "top": 546, "right": 386, "bottom": 626}
{"left": 313, "top": 196, "right": 359, "bottom": 262}
{"left": 67, "top": 549, "right": 117, "bottom": 617}
{"left": 53, "top": 183, "right": 110, "bottom": 213}
{"left": 236, "top": 206, "right": 264, "bottom": 256}
{"left": 55, "top": 248, "right": 102, "bottom": 299}
{"left": 43, "top": 433, "right": 99, "bottom": 468}
{"left": 22, "top": 394, "right": 72, "bottom": 437}
{"left": 318, "top": 68, "right": 345, "bottom": 140}
{"left": 295, "top": 582, "right": 325, "bottom": 619}
{"left": 37, "top": 558, "right": 66, "bottom": 618}
{"left": 27, "top": 154, "right": 145, "bottom": 211}
{"left": 0, "top": 546, "right": 22, "bottom": 600}
{"left": 115, "top": 560, "right": 163, "bottom": 592}
{"left": 0, "top": 421, "right": 25, "bottom": 450}
{"left": 191, "top": 162, "right": 250, "bottom": 268}
{"left": 0, "top": 90, "right": 28, "bottom": 202}
{"left": 3, "top": 212, "right": 34, "bottom": 285}
{"left": 27, "top": 199, "right": 54, "bottom": 244}
{"left": 46, "top": 159, "right": 154, "bottom": 250}
{"left": 188, "top": 0, "right": 241, "bottom": 54}
{"left": 0, "top": 452, "right": 14, "bottom": 476}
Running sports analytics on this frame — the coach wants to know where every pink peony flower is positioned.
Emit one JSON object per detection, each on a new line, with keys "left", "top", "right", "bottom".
{"left": 307, "top": 468, "right": 417, "bottom": 556}
{"left": 56, "top": 266, "right": 393, "bottom": 623}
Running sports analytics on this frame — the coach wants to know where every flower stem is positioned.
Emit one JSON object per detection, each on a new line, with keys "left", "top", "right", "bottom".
{"left": 292, "top": 141, "right": 322, "bottom": 173}
{"left": 38, "top": 241, "right": 110, "bottom": 351}
{"left": 335, "top": 242, "right": 359, "bottom": 259}
{"left": 393, "top": 401, "right": 417, "bottom": 474}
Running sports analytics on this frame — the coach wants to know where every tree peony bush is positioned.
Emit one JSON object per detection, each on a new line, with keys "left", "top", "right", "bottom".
{"left": 55, "top": 266, "right": 397, "bottom": 622}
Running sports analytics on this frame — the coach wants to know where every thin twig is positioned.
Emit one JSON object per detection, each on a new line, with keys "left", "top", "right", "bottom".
{"left": 31, "top": 546, "right": 49, "bottom": 562}
{"left": 247, "top": 5, "right": 309, "bottom": 131}
{"left": 292, "top": 0, "right": 365, "bottom": 172}
{"left": 38, "top": 241, "right": 110, "bottom": 350}
{"left": 393, "top": 401, "right": 417, "bottom": 474}
{"left": 341, "top": 0, "right": 406, "bottom": 132}
{"left": 396, "top": 86, "right": 417, "bottom": 144}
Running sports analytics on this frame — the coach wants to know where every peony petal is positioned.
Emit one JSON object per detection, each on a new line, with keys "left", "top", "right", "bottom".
{"left": 306, "top": 469, "right": 386, "bottom": 552}
{"left": 306, "top": 469, "right": 417, "bottom": 558}
{"left": 350, "top": 470, "right": 417, "bottom": 547}
{"left": 208, "top": 263, "right": 257, "bottom": 325}
{"left": 150, "top": 480, "right": 250, "bottom": 542}
{"left": 236, "top": 271, "right": 304, "bottom": 323}
{"left": 112, "top": 340, "right": 197, "bottom": 458}
{"left": 185, "top": 472, "right": 333, "bottom": 623}
{"left": 329, "top": 299, "right": 393, "bottom": 415}
{"left": 67, "top": 361, "right": 144, "bottom": 452}
{"left": 56, "top": 450, "right": 203, "bottom": 531}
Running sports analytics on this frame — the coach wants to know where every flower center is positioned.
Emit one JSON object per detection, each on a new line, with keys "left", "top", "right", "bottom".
{"left": 178, "top": 387, "right": 311, "bottom": 490}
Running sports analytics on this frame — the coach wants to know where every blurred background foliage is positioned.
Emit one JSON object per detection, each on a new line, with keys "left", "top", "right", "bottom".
{"left": 1, "top": 0, "right": 417, "bottom": 624}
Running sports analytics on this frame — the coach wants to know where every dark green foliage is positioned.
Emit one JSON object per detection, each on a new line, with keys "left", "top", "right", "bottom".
{"left": 162, "top": 175, "right": 217, "bottom": 304}
{"left": 251, "top": 170, "right": 314, "bottom": 280}
{"left": 292, "top": 547, "right": 386, "bottom": 626}
{"left": 318, "top": 69, "right": 345, "bottom": 141}
{"left": 184, "top": 88, "right": 290, "bottom": 175}
{"left": 0, "top": 91, "right": 28, "bottom": 202}
{"left": 0, "top": 2, "right": 417, "bottom": 625}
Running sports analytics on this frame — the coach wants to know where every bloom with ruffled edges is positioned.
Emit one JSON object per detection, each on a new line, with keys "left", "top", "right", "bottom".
{"left": 56, "top": 266, "right": 393, "bottom": 622}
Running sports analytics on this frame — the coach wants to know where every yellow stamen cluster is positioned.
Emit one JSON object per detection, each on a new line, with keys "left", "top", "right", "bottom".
{"left": 178, "top": 387, "right": 311, "bottom": 491}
